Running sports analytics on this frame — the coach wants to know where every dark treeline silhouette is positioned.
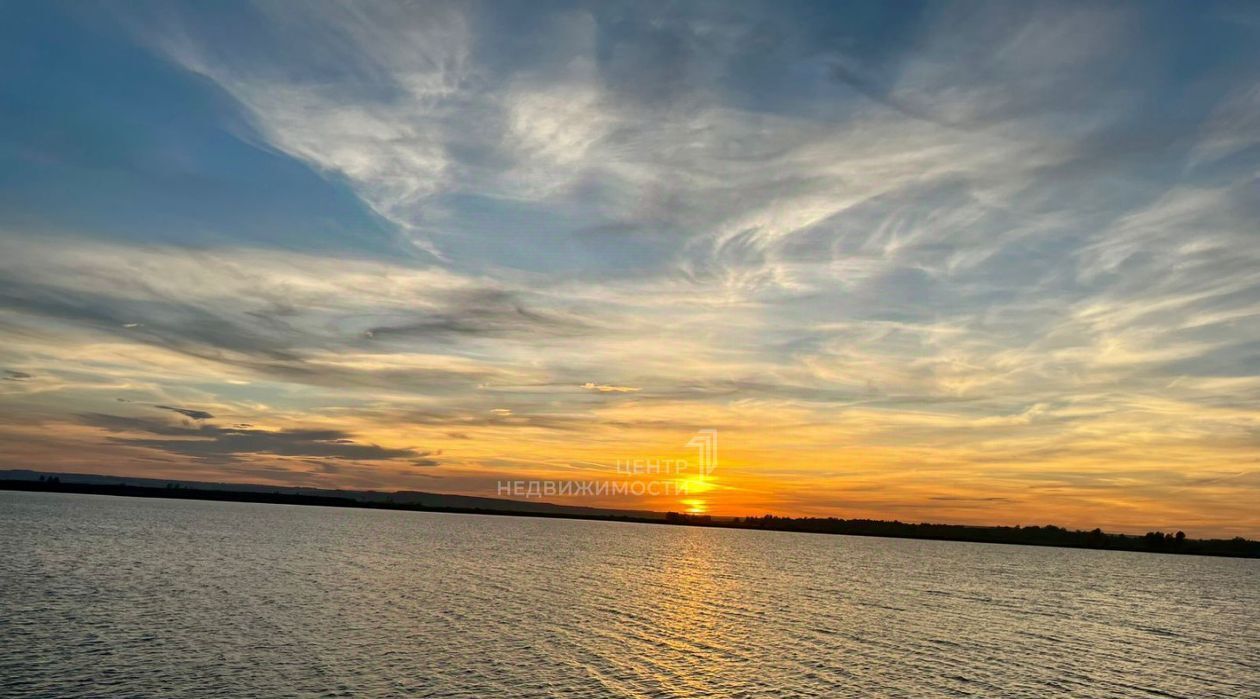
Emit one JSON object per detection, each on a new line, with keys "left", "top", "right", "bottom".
{"left": 665, "top": 512, "right": 1260, "bottom": 558}
{"left": 20, "top": 478, "right": 360, "bottom": 508}
{"left": 5, "top": 478, "right": 1257, "bottom": 558}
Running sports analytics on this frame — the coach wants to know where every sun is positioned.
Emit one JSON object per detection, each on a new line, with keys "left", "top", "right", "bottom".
{"left": 681, "top": 499, "right": 707, "bottom": 514}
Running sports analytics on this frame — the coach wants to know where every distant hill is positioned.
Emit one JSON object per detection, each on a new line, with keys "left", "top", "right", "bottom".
{"left": 0, "top": 469, "right": 666, "bottom": 520}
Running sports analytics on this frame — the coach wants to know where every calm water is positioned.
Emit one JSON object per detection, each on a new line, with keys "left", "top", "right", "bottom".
{"left": 1, "top": 492, "right": 1257, "bottom": 698}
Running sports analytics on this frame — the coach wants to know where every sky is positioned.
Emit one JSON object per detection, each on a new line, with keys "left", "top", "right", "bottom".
{"left": 2, "top": 1, "right": 1258, "bottom": 536}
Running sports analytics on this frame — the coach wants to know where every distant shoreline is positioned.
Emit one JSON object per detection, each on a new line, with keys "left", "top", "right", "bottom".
{"left": 4, "top": 478, "right": 1257, "bottom": 559}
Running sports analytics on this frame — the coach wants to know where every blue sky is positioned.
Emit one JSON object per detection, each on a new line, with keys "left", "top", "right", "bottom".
{"left": 2, "top": 1, "right": 1258, "bottom": 534}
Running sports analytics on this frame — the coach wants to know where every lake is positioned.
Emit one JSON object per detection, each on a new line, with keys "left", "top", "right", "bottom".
{"left": 1, "top": 491, "right": 1256, "bottom": 697}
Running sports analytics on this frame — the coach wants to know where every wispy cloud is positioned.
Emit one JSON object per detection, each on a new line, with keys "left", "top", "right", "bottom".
{"left": 581, "top": 383, "right": 640, "bottom": 394}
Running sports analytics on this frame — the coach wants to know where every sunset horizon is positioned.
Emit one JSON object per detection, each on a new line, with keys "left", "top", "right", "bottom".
{"left": 4, "top": 3, "right": 1259, "bottom": 697}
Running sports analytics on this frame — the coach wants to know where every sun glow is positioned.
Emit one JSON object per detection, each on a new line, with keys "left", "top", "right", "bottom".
{"left": 678, "top": 476, "right": 715, "bottom": 494}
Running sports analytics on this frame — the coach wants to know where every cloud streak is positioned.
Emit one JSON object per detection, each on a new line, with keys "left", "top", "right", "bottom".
{"left": 82, "top": 413, "right": 435, "bottom": 464}
{"left": 156, "top": 405, "right": 214, "bottom": 420}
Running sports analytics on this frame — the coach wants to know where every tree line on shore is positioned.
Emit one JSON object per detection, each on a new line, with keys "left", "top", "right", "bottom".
{"left": 665, "top": 512, "right": 1260, "bottom": 557}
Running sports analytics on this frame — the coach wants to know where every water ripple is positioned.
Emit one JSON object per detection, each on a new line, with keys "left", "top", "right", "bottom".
{"left": 1, "top": 492, "right": 1257, "bottom": 698}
